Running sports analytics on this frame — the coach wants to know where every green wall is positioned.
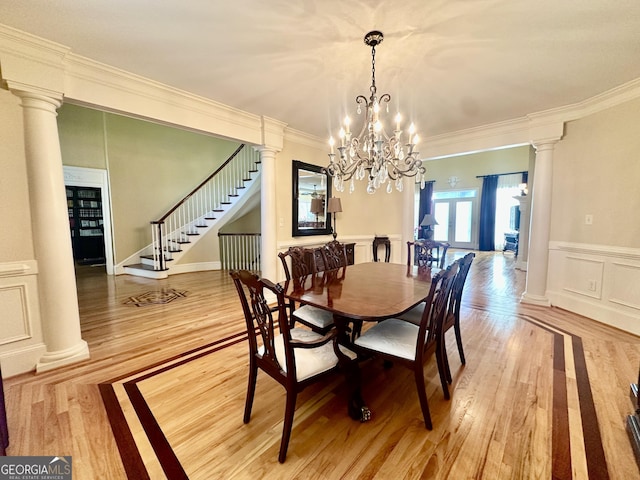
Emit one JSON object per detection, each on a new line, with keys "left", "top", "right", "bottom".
{"left": 58, "top": 104, "right": 241, "bottom": 263}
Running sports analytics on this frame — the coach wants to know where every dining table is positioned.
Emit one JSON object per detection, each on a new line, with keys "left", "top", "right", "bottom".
{"left": 282, "top": 261, "right": 437, "bottom": 421}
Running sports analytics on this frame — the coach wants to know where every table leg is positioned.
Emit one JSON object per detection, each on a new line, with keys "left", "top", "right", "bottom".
{"left": 332, "top": 315, "right": 371, "bottom": 422}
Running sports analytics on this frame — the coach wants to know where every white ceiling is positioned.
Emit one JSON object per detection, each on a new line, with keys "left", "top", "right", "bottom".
{"left": 1, "top": 0, "right": 640, "bottom": 141}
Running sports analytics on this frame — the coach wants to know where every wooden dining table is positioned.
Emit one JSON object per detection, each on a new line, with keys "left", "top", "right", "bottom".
{"left": 282, "top": 262, "right": 437, "bottom": 421}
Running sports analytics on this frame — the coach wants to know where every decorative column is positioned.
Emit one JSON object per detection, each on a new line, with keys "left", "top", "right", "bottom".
{"left": 13, "top": 90, "right": 89, "bottom": 372}
{"left": 513, "top": 194, "right": 530, "bottom": 271}
{"left": 256, "top": 146, "right": 278, "bottom": 282}
{"left": 401, "top": 181, "right": 416, "bottom": 262}
{"left": 521, "top": 140, "right": 557, "bottom": 306}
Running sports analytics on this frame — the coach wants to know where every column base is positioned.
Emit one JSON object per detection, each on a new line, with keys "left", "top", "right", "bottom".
{"left": 36, "top": 340, "right": 90, "bottom": 373}
{"left": 520, "top": 292, "right": 551, "bottom": 306}
{"left": 515, "top": 260, "right": 528, "bottom": 271}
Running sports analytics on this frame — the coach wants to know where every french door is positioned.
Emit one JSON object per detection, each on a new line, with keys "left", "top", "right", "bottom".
{"left": 432, "top": 190, "right": 477, "bottom": 249}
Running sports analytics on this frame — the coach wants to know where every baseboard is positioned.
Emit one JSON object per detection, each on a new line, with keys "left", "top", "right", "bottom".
{"left": 167, "top": 261, "right": 221, "bottom": 275}
{"left": 0, "top": 343, "right": 46, "bottom": 378}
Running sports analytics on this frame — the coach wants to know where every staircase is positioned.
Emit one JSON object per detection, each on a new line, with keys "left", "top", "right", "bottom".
{"left": 122, "top": 144, "right": 261, "bottom": 279}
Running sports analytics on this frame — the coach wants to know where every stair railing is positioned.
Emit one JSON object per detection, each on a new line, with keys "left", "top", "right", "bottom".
{"left": 219, "top": 233, "right": 261, "bottom": 271}
{"left": 150, "top": 144, "right": 260, "bottom": 270}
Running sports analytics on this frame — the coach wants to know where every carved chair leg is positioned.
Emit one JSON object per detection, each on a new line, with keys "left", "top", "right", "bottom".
{"left": 436, "top": 347, "right": 451, "bottom": 400}
{"left": 243, "top": 362, "right": 258, "bottom": 424}
{"left": 414, "top": 368, "right": 433, "bottom": 430}
{"left": 279, "top": 390, "right": 297, "bottom": 463}
{"left": 454, "top": 318, "right": 466, "bottom": 365}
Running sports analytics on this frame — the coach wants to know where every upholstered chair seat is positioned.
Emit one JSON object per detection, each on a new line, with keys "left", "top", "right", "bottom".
{"left": 260, "top": 327, "right": 357, "bottom": 381}
{"left": 291, "top": 305, "right": 335, "bottom": 331}
{"left": 355, "top": 319, "right": 424, "bottom": 360}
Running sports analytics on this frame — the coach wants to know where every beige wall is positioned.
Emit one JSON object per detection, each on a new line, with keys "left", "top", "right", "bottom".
{"left": 222, "top": 209, "right": 261, "bottom": 233}
{"left": 275, "top": 138, "right": 405, "bottom": 243}
{"left": 552, "top": 97, "right": 640, "bottom": 248}
{"left": 424, "top": 145, "right": 531, "bottom": 193}
{"left": 57, "top": 104, "right": 241, "bottom": 263}
{"left": 0, "top": 89, "right": 34, "bottom": 262}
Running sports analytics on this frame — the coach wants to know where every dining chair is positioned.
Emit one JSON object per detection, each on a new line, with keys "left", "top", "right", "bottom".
{"left": 399, "top": 253, "right": 475, "bottom": 381}
{"left": 320, "top": 240, "right": 349, "bottom": 270}
{"left": 406, "top": 240, "right": 450, "bottom": 269}
{"left": 230, "top": 269, "right": 357, "bottom": 463}
{"left": 442, "top": 252, "right": 475, "bottom": 369}
{"left": 352, "top": 264, "right": 459, "bottom": 429}
{"left": 320, "top": 240, "right": 364, "bottom": 341}
{"left": 278, "top": 246, "right": 335, "bottom": 334}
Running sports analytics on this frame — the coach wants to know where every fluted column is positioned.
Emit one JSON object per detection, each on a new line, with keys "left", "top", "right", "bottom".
{"left": 256, "top": 146, "right": 279, "bottom": 281}
{"left": 521, "top": 141, "right": 557, "bottom": 306}
{"left": 13, "top": 90, "right": 90, "bottom": 372}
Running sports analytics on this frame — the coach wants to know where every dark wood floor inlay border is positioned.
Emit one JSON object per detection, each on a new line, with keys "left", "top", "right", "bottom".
{"left": 100, "top": 308, "right": 610, "bottom": 479}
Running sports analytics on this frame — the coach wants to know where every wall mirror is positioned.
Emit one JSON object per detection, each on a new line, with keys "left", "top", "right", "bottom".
{"left": 292, "top": 160, "right": 332, "bottom": 237}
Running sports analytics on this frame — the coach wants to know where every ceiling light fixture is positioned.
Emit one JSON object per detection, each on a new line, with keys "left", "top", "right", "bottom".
{"left": 326, "top": 30, "right": 426, "bottom": 194}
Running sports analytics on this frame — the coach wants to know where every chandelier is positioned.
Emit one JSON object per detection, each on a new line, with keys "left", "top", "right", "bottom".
{"left": 326, "top": 31, "right": 426, "bottom": 194}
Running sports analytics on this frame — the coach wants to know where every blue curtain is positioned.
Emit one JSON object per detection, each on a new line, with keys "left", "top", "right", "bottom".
{"left": 479, "top": 175, "right": 498, "bottom": 251}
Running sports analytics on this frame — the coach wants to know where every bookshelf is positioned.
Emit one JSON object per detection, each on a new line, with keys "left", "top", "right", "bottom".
{"left": 66, "top": 186, "right": 105, "bottom": 265}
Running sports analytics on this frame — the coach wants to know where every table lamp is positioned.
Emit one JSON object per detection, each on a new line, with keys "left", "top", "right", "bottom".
{"left": 420, "top": 214, "right": 438, "bottom": 240}
{"left": 327, "top": 197, "right": 342, "bottom": 240}
{"left": 310, "top": 198, "right": 324, "bottom": 226}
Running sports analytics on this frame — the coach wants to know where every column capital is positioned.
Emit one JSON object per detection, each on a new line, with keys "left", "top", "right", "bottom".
{"left": 253, "top": 145, "right": 281, "bottom": 156}
{"left": 10, "top": 85, "right": 63, "bottom": 112}
{"left": 532, "top": 139, "right": 559, "bottom": 152}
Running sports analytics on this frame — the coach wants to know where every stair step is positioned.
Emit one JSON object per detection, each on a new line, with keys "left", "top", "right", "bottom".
{"left": 249, "top": 169, "right": 258, "bottom": 173}
{"left": 141, "top": 255, "right": 173, "bottom": 262}
{"left": 221, "top": 202, "right": 231, "bottom": 205}
{"left": 228, "top": 194, "right": 239, "bottom": 197}
{"left": 184, "top": 232, "right": 200, "bottom": 236}
{"left": 195, "top": 224, "right": 208, "bottom": 228}
{"left": 124, "top": 263, "right": 168, "bottom": 272}
{"left": 204, "top": 216, "right": 216, "bottom": 220}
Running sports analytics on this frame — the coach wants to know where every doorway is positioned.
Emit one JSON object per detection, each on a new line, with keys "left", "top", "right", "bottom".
{"left": 432, "top": 190, "right": 478, "bottom": 249}
{"left": 63, "top": 166, "right": 114, "bottom": 274}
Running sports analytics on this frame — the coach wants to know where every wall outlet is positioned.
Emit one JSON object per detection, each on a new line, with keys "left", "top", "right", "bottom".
{"left": 585, "top": 214, "right": 593, "bottom": 225}
{"left": 588, "top": 280, "right": 597, "bottom": 291}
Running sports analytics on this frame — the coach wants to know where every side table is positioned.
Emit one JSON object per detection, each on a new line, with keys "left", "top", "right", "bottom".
{"left": 372, "top": 236, "right": 391, "bottom": 262}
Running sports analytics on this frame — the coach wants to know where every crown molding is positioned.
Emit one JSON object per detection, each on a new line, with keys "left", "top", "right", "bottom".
{"left": 284, "top": 127, "right": 326, "bottom": 150}
{"left": 64, "top": 53, "right": 263, "bottom": 145}
{"left": 528, "top": 77, "right": 640, "bottom": 125}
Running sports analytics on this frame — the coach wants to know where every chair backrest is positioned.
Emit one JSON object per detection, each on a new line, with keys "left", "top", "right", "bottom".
{"left": 415, "top": 262, "right": 459, "bottom": 359}
{"left": 278, "top": 246, "right": 317, "bottom": 281}
{"left": 230, "top": 270, "right": 294, "bottom": 380}
{"left": 406, "top": 240, "right": 432, "bottom": 268}
{"left": 407, "top": 240, "right": 451, "bottom": 269}
{"left": 449, "top": 252, "right": 475, "bottom": 318}
{"left": 320, "top": 240, "right": 348, "bottom": 270}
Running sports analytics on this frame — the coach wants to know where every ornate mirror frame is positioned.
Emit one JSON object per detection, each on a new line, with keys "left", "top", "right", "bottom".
{"left": 292, "top": 160, "right": 332, "bottom": 237}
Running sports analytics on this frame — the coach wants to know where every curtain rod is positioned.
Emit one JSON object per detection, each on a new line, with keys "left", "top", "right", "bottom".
{"left": 475, "top": 170, "right": 527, "bottom": 179}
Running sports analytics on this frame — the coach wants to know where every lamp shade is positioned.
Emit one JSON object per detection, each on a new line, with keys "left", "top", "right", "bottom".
{"left": 420, "top": 214, "right": 438, "bottom": 226}
{"left": 310, "top": 198, "right": 324, "bottom": 215}
{"left": 327, "top": 197, "right": 343, "bottom": 213}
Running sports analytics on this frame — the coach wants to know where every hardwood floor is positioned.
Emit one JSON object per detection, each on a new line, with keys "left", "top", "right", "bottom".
{"left": 3, "top": 252, "right": 640, "bottom": 479}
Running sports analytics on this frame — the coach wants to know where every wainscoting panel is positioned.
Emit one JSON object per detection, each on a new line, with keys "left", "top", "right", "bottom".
{"left": 0, "top": 260, "right": 45, "bottom": 377}
{"left": 563, "top": 255, "right": 604, "bottom": 299}
{"left": 0, "top": 284, "right": 31, "bottom": 344}
{"left": 548, "top": 242, "right": 640, "bottom": 336}
{"left": 609, "top": 261, "right": 640, "bottom": 311}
